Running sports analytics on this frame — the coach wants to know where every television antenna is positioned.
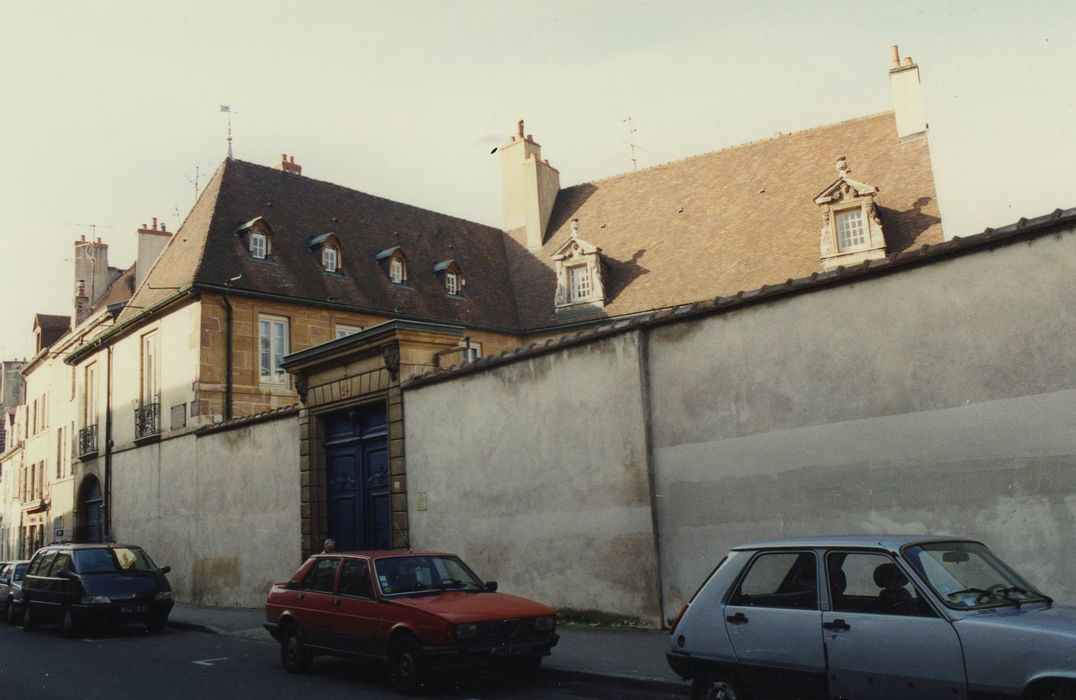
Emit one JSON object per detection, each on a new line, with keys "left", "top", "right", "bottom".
{"left": 622, "top": 116, "right": 640, "bottom": 170}
{"left": 61, "top": 222, "right": 114, "bottom": 239}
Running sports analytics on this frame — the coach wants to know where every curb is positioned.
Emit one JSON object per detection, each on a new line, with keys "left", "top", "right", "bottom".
{"left": 167, "top": 619, "right": 230, "bottom": 637}
{"left": 543, "top": 667, "right": 690, "bottom": 696}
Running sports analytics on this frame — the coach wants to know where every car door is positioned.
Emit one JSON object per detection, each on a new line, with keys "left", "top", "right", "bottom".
{"left": 331, "top": 558, "right": 385, "bottom": 657}
{"left": 23, "top": 550, "right": 58, "bottom": 620}
{"left": 294, "top": 558, "right": 340, "bottom": 650}
{"left": 823, "top": 551, "right": 966, "bottom": 699}
{"left": 722, "top": 550, "right": 827, "bottom": 699}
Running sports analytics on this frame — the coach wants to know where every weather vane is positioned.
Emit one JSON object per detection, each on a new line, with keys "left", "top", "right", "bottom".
{"left": 220, "top": 105, "right": 237, "bottom": 160}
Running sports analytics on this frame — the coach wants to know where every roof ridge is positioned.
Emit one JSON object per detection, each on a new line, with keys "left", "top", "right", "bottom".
{"left": 565, "top": 110, "right": 895, "bottom": 191}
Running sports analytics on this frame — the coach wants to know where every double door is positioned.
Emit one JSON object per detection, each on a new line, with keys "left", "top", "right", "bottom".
{"left": 324, "top": 404, "right": 390, "bottom": 552}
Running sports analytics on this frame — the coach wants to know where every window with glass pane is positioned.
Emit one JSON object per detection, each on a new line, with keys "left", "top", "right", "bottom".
{"left": 335, "top": 324, "right": 362, "bottom": 339}
{"left": 446, "top": 271, "right": 458, "bottom": 295}
{"left": 323, "top": 246, "right": 338, "bottom": 272}
{"left": 251, "top": 231, "right": 267, "bottom": 259}
{"left": 390, "top": 257, "right": 404, "bottom": 283}
{"left": 142, "top": 332, "right": 159, "bottom": 405}
{"left": 569, "top": 265, "right": 591, "bottom": 302}
{"left": 259, "top": 316, "right": 289, "bottom": 384}
{"left": 85, "top": 363, "right": 98, "bottom": 426}
{"left": 729, "top": 551, "right": 818, "bottom": 609}
{"left": 836, "top": 209, "right": 866, "bottom": 251}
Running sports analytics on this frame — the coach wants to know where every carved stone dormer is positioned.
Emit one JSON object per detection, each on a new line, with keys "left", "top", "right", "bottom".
{"left": 552, "top": 219, "right": 605, "bottom": 314}
{"left": 814, "top": 157, "right": 887, "bottom": 271}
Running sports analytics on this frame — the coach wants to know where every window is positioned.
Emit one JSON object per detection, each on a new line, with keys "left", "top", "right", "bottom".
{"left": 141, "top": 331, "right": 160, "bottom": 407}
{"left": 250, "top": 229, "right": 267, "bottom": 259}
{"left": 335, "top": 324, "right": 363, "bottom": 339}
{"left": 339, "top": 559, "right": 374, "bottom": 598}
{"left": 323, "top": 245, "right": 338, "bottom": 272}
{"left": 390, "top": 256, "right": 405, "bottom": 284}
{"left": 304, "top": 558, "right": 339, "bottom": 593}
{"left": 460, "top": 341, "right": 482, "bottom": 363}
{"left": 446, "top": 271, "right": 459, "bottom": 295}
{"left": 827, "top": 552, "right": 933, "bottom": 617}
{"left": 85, "top": 363, "right": 98, "bottom": 427}
{"left": 259, "top": 316, "right": 290, "bottom": 385}
{"left": 569, "top": 265, "right": 591, "bottom": 303}
{"left": 56, "top": 428, "right": 63, "bottom": 478}
{"left": 729, "top": 551, "right": 818, "bottom": 610}
{"left": 836, "top": 208, "right": 866, "bottom": 251}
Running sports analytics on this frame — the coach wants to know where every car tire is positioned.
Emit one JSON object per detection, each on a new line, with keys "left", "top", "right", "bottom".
{"left": 6, "top": 601, "right": 19, "bottom": 626}
{"left": 22, "top": 603, "right": 37, "bottom": 632}
{"left": 692, "top": 673, "right": 746, "bottom": 700}
{"left": 389, "top": 637, "right": 426, "bottom": 694}
{"left": 280, "top": 626, "right": 311, "bottom": 674}
{"left": 62, "top": 609, "right": 81, "bottom": 639}
{"left": 1026, "top": 681, "right": 1076, "bottom": 700}
{"left": 146, "top": 614, "right": 168, "bottom": 633}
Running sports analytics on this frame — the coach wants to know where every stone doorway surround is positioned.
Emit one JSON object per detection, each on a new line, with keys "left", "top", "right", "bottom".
{"left": 281, "top": 319, "right": 469, "bottom": 558}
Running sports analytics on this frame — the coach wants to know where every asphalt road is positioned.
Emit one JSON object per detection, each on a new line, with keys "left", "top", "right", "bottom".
{"left": 0, "top": 620, "right": 681, "bottom": 699}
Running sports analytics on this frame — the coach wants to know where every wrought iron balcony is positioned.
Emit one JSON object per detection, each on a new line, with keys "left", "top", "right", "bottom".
{"left": 78, "top": 424, "right": 98, "bottom": 457}
{"left": 134, "top": 402, "right": 160, "bottom": 440}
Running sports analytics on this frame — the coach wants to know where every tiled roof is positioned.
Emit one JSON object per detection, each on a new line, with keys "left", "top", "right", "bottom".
{"left": 510, "top": 112, "right": 943, "bottom": 327}
{"left": 91, "top": 264, "right": 137, "bottom": 312}
{"left": 34, "top": 314, "right": 71, "bottom": 331}
{"left": 408, "top": 206, "right": 1074, "bottom": 387}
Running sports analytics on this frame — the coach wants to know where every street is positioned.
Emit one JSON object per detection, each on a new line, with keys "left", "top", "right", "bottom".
{"left": 0, "top": 622, "right": 682, "bottom": 699}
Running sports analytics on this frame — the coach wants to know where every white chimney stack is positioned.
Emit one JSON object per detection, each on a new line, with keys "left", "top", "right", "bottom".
{"left": 889, "top": 45, "right": 927, "bottom": 141}
{"left": 499, "top": 119, "right": 560, "bottom": 250}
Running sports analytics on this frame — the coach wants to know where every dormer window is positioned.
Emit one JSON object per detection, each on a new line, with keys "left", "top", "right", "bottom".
{"left": 323, "top": 245, "right": 338, "bottom": 272}
{"left": 251, "top": 230, "right": 267, "bottom": 259}
{"left": 552, "top": 219, "right": 606, "bottom": 313}
{"left": 814, "top": 157, "right": 888, "bottom": 271}
{"left": 235, "top": 217, "right": 274, "bottom": 261}
{"left": 434, "top": 260, "right": 464, "bottom": 296}
{"left": 376, "top": 246, "right": 409, "bottom": 285}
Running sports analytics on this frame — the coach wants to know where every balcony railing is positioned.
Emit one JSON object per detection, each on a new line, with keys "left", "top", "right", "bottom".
{"left": 134, "top": 402, "right": 160, "bottom": 440}
{"left": 78, "top": 424, "right": 98, "bottom": 457}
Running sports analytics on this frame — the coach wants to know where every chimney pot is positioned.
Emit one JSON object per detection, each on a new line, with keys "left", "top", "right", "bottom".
{"left": 289, "top": 155, "right": 295, "bottom": 163}
{"left": 517, "top": 120, "right": 525, "bottom": 139}
{"left": 903, "top": 56, "right": 913, "bottom": 67}
{"left": 152, "top": 217, "right": 157, "bottom": 230}
{"left": 890, "top": 45, "right": 901, "bottom": 70}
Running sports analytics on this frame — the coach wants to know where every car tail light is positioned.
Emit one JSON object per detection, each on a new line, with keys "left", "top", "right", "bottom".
{"left": 669, "top": 604, "right": 689, "bottom": 635}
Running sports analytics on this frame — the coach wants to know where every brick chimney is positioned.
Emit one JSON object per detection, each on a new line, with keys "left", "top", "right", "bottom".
{"left": 136, "top": 217, "right": 173, "bottom": 290}
{"left": 73, "top": 234, "right": 112, "bottom": 315}
{"left": 889, "top": 45, "right": 927, "bottom": 141}
{"left": 499, "top": 120, "right": 560, "bottom": 250}
{"left": 277, "top": 153, "right": 302, "bottom": 175}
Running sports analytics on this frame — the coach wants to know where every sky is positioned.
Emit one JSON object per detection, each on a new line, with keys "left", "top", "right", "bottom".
{"left": 1, "top": 0, "right": 1073, "bottom": 358}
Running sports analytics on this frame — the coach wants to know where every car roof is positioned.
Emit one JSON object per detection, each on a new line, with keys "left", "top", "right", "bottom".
{"left": 731, "top": 534, "right": 977, "bottom": 551}
{"left": 313, "top": 549, "right": 456, "bottom": 559}
{"left": 40, "top": 543, "right": 143, "bottom": 550}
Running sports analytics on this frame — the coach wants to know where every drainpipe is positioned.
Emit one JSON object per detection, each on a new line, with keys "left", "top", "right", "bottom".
{"left": 104, "top": 345, "right": 113, "bottom": 542}
{"left": 222, "top": 292, "right": 233, "bottom": 421}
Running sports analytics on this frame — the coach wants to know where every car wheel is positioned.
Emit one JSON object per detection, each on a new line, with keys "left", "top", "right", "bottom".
{"left": 692, "top": 674, "right": 745, "bottom": 700}
{"left": 389, "top": 637, "right": 426, "bottom": 693}
{"left": 6, "top": 601, "right": 19, "bottom": 626}
{"left": 62, "top": 609, "right": 81, "bottom": 638}
{"left": 1026, "top": 680, "right": 1076, "bottom": 700}
{"left": 146, "top": 614, "right": 168, "bottom": 633}
{"left": 280, "top": 626, "right": 311, "bottom": 674}
{"left": 22, "top": 603, "right": 37, "bottom": 632}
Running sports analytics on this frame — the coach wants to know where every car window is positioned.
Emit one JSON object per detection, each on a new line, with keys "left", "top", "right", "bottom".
{"left": 48, "top": 553, "right": 73, "bottom": 576}
{"left": 827, "top": 552, "right": 934, "bottom": 617}
{"left": 0, "top": 564, "right": 9, "bottom": 583}
{"left": 729, "top": 551, "right": 818, "bottom": 609}
{"left": 339, "top": 559, "right": 374, "bottom": 598}
{"left": 13, "top": 563, "right": 28, "bottom": 581}
{"left": 904, "top": 541, "right": 1045, "bottom": 609}
{"left": 374, "top": 555, "right": 485, "bottom": 595}
{"left": 27, "top": 551, "right": 57, "bottom": 577}
{"left": 303, "top": 558, "right": 339, "bottom": 593}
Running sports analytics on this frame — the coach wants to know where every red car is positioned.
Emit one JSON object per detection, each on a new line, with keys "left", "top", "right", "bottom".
{"left": 264, "top": 550, "right": 558, "bottom": 691}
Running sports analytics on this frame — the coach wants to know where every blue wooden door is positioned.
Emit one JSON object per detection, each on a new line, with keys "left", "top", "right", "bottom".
{"left": 324, "top": 404, "right": 389, "bottom": 551}
{"left": 79, "top": 476, "right": 104, "bottom": 543}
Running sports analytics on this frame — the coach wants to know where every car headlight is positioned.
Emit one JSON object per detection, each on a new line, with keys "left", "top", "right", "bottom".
{"left": 534, "top": 616, "right": 555, "bottom": 632}
{"left": 155, "top": 591, "right": 173, "bottom": 601}
{"left": 81, "top": 595, "right": 111, "bottom": 604}
{"left": 454, "top": 623, "right": 477, "bottom": 640}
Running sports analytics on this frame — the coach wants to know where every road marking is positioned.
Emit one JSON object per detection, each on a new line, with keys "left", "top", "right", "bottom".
{"left": 192, "top": 658, "right": 229, "bottom": 666}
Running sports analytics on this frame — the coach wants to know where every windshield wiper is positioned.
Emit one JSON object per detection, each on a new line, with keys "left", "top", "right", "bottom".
{"left": 433, "top": 578, "right": 483, "bottom": 592}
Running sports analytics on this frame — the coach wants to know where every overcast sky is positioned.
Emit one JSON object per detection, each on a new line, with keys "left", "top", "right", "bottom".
{"left": 1, "top": 1, "right": 1073, "bottom": 358}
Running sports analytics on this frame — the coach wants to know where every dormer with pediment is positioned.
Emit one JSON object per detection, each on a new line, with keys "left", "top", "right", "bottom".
{"left": 553, "top": 219, "right": 606, "bottom": 313}
{"left": 815, "top": 157, "right": 888, "bottom": 271}
{"left": 234, "top": 217, "right": 275, "bottom": 261}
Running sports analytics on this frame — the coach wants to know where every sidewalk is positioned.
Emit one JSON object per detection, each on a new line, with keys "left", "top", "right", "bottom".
{"left": 169, "top": 603, "right": 688, "bottom": 694}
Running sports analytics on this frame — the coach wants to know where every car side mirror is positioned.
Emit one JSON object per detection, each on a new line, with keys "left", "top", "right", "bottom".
{"left": 159, "top": 566, "right": 171, "bottom": 575}
{"left": 57, "top": 569, "right": 77, "bottom": 580}
{"left": 485, "top": 581, "right": 498, "bottom": 592}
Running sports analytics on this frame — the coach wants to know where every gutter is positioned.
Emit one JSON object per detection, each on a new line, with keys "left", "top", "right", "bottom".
{"left": 64, "top": 286, "right": 195, "bottom": 365}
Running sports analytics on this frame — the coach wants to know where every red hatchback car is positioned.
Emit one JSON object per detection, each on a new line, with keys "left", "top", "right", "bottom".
{"left": 264, "top": 550, "right": 558, "bottom": 691}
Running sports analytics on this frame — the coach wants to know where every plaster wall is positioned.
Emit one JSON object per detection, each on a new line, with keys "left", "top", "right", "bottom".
{"left": 649, "top": 227, "right": 1076, "bottom": 619}
{"left": 109, "top": 414, "right": 300, "bottom": 607}
{"left": 405, "top": 333, "right": 662, "bottom": 624}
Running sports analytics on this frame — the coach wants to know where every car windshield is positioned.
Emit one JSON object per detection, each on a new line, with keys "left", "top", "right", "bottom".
{"left": 374, "top": 555, "right": 485, "bottom": 596}
{"left": 903, "top": 541, "right": 1048, "bottom": 609}
{"left": 13, "top": 563, "right": 28, "bottom": 580}
{"left": 73, "top": 547, "right": 157, "bottom": 574}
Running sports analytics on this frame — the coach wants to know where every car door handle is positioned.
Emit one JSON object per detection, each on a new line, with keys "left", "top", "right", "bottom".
{"left": 823, "top": 619, "right": 850, "bottom": 631}
{"left": 726, "top": 612, "right": 748, "bottom": 624}
{"left": 332, "top": 599, "right": 341, "bottom": 607}
{"left": 297, "top": 593, "right": 305, "bottom": 601}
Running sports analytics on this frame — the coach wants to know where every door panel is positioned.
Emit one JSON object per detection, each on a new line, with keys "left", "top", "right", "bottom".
{"left": 324, "top": 405, "right": 389, "bottom": 552}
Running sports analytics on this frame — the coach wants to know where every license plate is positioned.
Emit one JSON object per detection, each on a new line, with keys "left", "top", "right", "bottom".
{"left": 121, "top": 605, "right": 149, "bottom": 615}
{"left": 491, "top": 643, "right": 530, "bottom": 658}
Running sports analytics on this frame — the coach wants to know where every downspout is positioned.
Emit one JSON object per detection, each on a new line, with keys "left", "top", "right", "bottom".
{"left": 222, "top": 292, "right": 233, "bottom": 421}
{"left": 637, "top": 329, "right": 666, "bottom": 626}
{"left": 104, "top": 345, "right": 113, "bottom": 541}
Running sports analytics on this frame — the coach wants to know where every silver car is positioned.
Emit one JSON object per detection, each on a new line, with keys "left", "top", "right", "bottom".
{"left": 667, "top": 536, "right": 1075, "bottom": 700}
{"left": 0, "top": 560, "right": 29, "bottom": 622}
